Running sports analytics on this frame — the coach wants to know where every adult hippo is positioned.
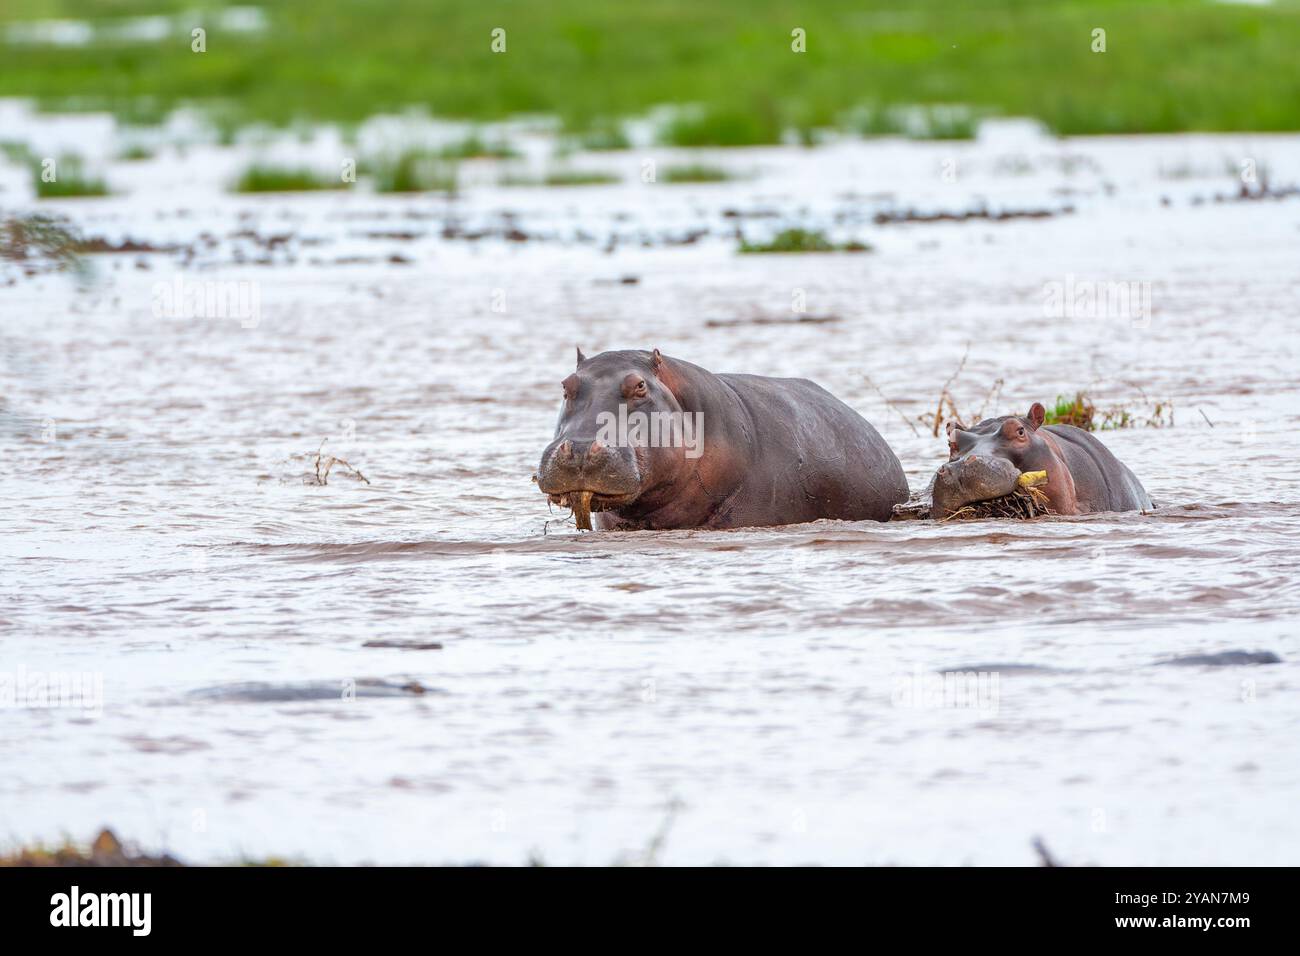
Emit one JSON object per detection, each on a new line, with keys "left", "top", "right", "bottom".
{"left": 537, "top": 348, "right": 908, "bottom": 530}
{"left": 931, "top": 402, "right": 1152, "bottom": 518}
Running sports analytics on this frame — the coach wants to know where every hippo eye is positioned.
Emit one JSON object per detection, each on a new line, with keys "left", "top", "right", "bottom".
{"left": 632, "top": 380, "right": 647, "bottom": 398}
{"left": 1016, "top": 426, "right": 1026, "bottom": 438}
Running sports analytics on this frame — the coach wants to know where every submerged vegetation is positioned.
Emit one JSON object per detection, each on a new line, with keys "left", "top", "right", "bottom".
{"left": 542, "top": 169, "right": 620, "bottom": 186}
{"left": 738, "top": 228, "right": 870, "bottom": 254}
{"left": 1, "top": 2, "right": 1298, "bottom": 144}
{"left": 660, "top": 164, "right": 733, "bottom": 183}
{"left": 232, "top": 164, "right": 347, "bottom": 193}
{"left": 0, "top": 212, "right": 90, "bottom": 279}
{"left": 1, "top": 829, "right": 182, "bottom": 867}
{"left": 30, "top": 155, "right": 109, "bottom": 198}
{"left": 368, "top": 151, "right": 458, "bottom": 193}
{"left": 0, "top": 829, "right": 295, "bottom": 867}
{"left": 436, "top": 132, "right": 519, "bottom": 160}
{"left": 499, "top": 169, "right": 621, "bottom": 187}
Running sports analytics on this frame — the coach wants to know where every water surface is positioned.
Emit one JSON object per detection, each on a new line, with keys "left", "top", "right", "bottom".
{"left": 3, "top": 120, "right": 1299, "bottom": 864}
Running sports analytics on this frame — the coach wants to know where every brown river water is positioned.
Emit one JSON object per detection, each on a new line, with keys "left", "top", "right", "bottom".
{"left": 2, "top": 112, "right": 1299, "bottom": 864}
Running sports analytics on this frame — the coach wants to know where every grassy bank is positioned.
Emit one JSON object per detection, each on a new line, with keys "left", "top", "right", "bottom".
{"left": 2, "top": 1, "right": 1299, "bottom": 143}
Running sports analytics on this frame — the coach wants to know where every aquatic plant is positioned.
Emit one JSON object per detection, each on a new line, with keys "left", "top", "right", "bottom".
{"left": 438, "top": 132, "right": 519, "bottom": 160}
{"left": 369, "top": 151, "right": 458, "bottom": 193}
{"left": 660, "top": 164, "right": 732, "bottom": 183}
{"left": 1044, "top": 392, "right": 1096, "bottom": 430}
{"left": 30, "top": 155, "right": 109, "bottom": 198}
{"left": 232, "top": 164, "right": 347, "bottom": 193}
{"left": 500, "top": 169, "right": 620, "bottom": 187}
{"left": 542, "top": 169, "right": 620, "bottom": 186}
{"left": 738, "top": 228, "right": 870, "bottom": 254}
{"left": 0, "top": 212, "right": 90, "bottom": 278}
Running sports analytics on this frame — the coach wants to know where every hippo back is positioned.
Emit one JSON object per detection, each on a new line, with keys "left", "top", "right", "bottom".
{"left": 1044, "top": 424, "right": 1152, "bottom": 513}
{"left": 717, "top": 372, "right": 909, "bottom": 524}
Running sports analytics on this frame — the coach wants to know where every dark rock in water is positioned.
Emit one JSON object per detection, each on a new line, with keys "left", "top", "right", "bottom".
{"left": 941, "top": 663, "right": 1073, "bottom": 676}
{"left": 1156, "top": 650, "right": 1282, "bottom": 668}
{"left": 363, "top": 640, "right": 444, "bottom": 651}
{"left": 187, "top": 679, "right": 440, "bottom": 703}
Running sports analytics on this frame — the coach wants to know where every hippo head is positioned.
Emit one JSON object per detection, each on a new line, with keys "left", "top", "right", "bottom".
{"left": 537, "top": 348, "right": 692, "bottom": 523}
{"left": 932, "top": 402, "right": 1052, "bottom": 517}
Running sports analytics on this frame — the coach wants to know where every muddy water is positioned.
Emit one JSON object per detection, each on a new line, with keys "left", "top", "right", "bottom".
{"left": 2, "top": 120, "right": 1299, "bottom": 864}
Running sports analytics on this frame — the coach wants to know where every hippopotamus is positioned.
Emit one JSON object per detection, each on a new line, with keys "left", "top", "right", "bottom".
{"left": 536, "top": 348, "right": 908, "bottom": 530}
{"left": 932, "top": 402, "right": 1152, "bottom": 517}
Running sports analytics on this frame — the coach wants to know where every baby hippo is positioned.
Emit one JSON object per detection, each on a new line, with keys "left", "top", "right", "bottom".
{"left": 933, "top": 403, "right": 1152, "bottom": 517}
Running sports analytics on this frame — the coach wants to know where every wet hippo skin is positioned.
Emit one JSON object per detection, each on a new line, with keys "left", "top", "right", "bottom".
{"left": 940, "top": 403, "right": 1152, "bottom": 516}
{"left": 537, "top": 348, "right": 909, "bottom": 530}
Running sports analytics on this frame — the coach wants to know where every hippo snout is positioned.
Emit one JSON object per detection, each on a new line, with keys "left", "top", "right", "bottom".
{"left": 930, "top": 456, "right": 1023, "bottom": 518}
{"left": 537, "top": 437, "right": 642, "bottom": 500}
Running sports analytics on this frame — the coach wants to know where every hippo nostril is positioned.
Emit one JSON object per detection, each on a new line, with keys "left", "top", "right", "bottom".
{"left": 588, "top": 439, "right": 605, "bottom": 458}
{"left": 556, "top": 440, "right": 573, "bottom": 461}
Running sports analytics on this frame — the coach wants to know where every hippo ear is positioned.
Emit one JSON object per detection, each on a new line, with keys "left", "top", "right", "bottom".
{"left": 650, "top": 348, "right": 664, "bottom": 375}
{"left": 575, "top": 346, "right": 587, "bottom": 367}
{"left": 1027, "top": 402, "right": 1046, "bottom": 430}
{"left": 944, "top": 419, "right": 964, "bottom": 441}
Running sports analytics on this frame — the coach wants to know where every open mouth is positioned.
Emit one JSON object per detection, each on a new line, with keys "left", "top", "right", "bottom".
{"left": 545, "top": 489, "right": 636, "bottom": 529}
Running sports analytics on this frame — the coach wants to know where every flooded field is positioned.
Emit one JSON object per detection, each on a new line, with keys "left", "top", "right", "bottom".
{"left": 2, "top": 113, "right": 1299, "bottom": 864}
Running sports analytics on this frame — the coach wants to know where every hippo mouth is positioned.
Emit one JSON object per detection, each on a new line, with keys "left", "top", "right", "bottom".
{"left": 931, "top": 456, "right": 1049, "bottom": 519}
{"left": 544, "top": 489, "right": 638, "bottom": 529}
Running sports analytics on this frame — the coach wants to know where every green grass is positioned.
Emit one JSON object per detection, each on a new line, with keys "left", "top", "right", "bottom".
{"left": 1044, "top": 391, "right": 1174, "bottom": 430}
{"left": 437, "top": 132, "right": 519, "bottom": 160}
{"left": 500, "top": 169, "right": 620, "bottom": 187}
{"left": 544, "top": 169, "right": 619, "bottom": 186}
{"left": 368, "top": 151, "right": 458, "bottom": 192}
{"left": 843, "top": 103, "right": 983, "bottom": 140}
{"left": 1, "top": 2, "right": 1299, "bottom": 143}
{"left": 659, "top": 163, "right": 733, "bottom": 183}
{"left": 738, "top": 228, "right": 871, "bottom": 254}
{"left": 572, "top": 120, "right": 632, "bottom": 151}
{"left": 232, "top": 164, "right": 347, "bottom": 192}
{"left": 31, "top": 155, "right": 109, "bottom": 198}
{"left": 1043, "top": 392, "right": 1096, "bottom": 430}
{"left": 116, "top": 143, "right": 155, "bottom": 161}
{"left": 1, "top": 141, "right": 35, "bottom": 164}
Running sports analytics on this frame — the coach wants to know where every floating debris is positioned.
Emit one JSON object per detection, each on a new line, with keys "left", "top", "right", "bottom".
{"left": 892, "top": 470, "right": 1053, "bottom": 521}
{"left": 0, "top": 829, "right": 183, "bottom": 868}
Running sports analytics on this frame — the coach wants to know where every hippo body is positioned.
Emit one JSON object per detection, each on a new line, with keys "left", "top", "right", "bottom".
{"left": 939, "top": 403, "right": 1152, "bottom": 516}
{"left": 1035, "top": 422, "right": 1152, "bottom": 513}
{"left": 537, "top": 349, "right": 908, "bottom": 530}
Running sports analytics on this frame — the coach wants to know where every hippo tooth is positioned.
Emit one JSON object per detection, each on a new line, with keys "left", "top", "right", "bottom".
{"left": 571, "top": 490, "right": 594, "bottom": 531}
